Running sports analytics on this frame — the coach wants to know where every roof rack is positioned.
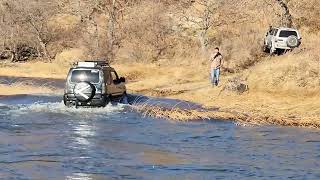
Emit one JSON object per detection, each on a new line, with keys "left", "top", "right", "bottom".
{"left": 73, "top": 60, "right": 110, "bottom": 68}
{"left": 84, "top": 61, "right": 109, "bottom": 67}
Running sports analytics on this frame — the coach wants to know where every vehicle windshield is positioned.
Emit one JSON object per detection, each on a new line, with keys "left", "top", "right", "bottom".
{"left": 70, "top": 69, "right": 100, "bottom": 83}
{"left": 279, "top": 30, "right": 298, "bottom": 37}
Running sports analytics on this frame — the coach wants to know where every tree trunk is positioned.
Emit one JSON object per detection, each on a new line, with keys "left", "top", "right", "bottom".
{"left": 92, "top": 20, "right": 99, "bottom": 59}
{"left": 276, "top": 0, "right": 293, "bottom": 27}
{"left": 198, "top": 29, "right": 209, "bottom": 59}
{"left": 37, "top": 35, "right": 50, "bottom": 61}
{"left": 107, "top": 0, "right": 116, "bottom": 63}
{"left": 10, "top": 51, "right": 15, "bottom": 62}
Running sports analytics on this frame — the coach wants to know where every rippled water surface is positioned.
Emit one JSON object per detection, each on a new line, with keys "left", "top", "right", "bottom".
{"left": 0, "top": 95, "right": 319, "bottom": 180}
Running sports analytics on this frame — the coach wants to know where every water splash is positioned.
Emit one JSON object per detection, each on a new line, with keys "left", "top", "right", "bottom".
{"left": 7, "top": 101, "right": 126, "bottom": 119}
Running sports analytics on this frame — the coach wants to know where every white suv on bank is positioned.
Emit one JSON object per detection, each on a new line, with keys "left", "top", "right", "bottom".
{"left": 263, "top": 27, "right": 301, "bottom": 55}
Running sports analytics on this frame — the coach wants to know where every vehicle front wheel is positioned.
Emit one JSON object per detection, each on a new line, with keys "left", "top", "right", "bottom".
{"left": 269, "top": 45, "right": 275, "bottom": 55}
{"left": 276, "top": 49, "right": 285, "bottom": 56}
{"left": 101, "top": 96, "right": 110, "bottom": 107}
{"left": 64, "top": 100, "right": 72, "bottom": 107}
{"left": 63, "top": 96, "right": 70, "bottom": 106}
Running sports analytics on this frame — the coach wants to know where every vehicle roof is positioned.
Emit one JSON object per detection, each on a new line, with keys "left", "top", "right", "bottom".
{"left": 274, "top": 27, "right": 298, "bottom": 31}
{"left": 72, "top": 61, "right": 114, "bottom": 69}
{"left": 71, "top": 61, "right": 116, "bottom": 71}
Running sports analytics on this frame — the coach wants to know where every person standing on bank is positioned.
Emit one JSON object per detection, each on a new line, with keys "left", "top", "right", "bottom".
{"left": 210, "top": 47, "right": 223, "bottom": 86}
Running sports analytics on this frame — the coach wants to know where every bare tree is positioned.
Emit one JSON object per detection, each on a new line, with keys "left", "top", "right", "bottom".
{"left": 276, "top": 0, "right": 293, "bottom": 27}
{"left": 106, "top": 0, "right": 117, "bottom": 62}
{"left": 1, "top": 0, "right": 60, "bottom": 60}
{"left": 122, "top": 1, "right": 176, "bottom": 62}
{"left": 0, "top": 1, "right": 36, "bottom": 61}
{"left": 264, "top": 0, "right": 293, "bottom": 27}
{"left": 0, "top": 2, "right": 5, "bottom": 49}
{"left": 179, "top": 0, "right": 223, "bottom": 54}
{"left": 148, "top": 2, "right": 175, "bottom": 62}
{"left": 66, "top": 0, "right": 131, "bottom": 62}
{"left": 102, "top": 0, "right": 133, "bottom": 63}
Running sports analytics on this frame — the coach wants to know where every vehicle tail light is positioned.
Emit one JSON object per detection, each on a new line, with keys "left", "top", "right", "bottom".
{"left": 102, "top": 84, "right": 106, "bottom": 94}
{"left": 64, "top": 82, "right": 68, "bottom": 94}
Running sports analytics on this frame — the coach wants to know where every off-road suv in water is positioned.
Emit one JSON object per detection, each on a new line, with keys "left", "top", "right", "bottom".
{"left": 263, "top": 27, "right": 301, "bottom": 55}
{"left": 63, "top": 61, "right": 126, "bottom": 107}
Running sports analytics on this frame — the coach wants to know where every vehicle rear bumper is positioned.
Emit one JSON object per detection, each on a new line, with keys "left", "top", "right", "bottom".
{"left": 64, "top": 94, "right": 107, "bottom": 107}
{"left": 274, "top": 46, "right": 292, "bottom": 50}
{"left": 274, "top": 41, "right": 301, "bottom": 49}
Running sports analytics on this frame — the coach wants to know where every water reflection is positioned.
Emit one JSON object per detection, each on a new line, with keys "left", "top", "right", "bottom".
{"left": 66, "top": 173, "right": 113, "bottom": 180}
{"left": 73, "top": 122, "right": 95, "bottom": 147}
{"left": 66, "top": 173, "right": 92, "bottom": 180}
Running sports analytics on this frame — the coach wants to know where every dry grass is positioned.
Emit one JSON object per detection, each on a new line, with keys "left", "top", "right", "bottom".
{"left": 133, "top": 105, "right": 212, "bottom": 122}
{"left": 0, "top": 83, "right": 61, "bottom": 95}
{"left": 117, "top": 61, "right": 320, "bottom": 128}
{"left": 131, "top": 93, "right": 320, "bottom": 128}
{"left": 48, "top": 14, "right": 81, "bottom": 31}
{"left": 0, "top": 61, "right": 69, "bottom": 79}
{"left": 132, "top": 101, "right": 320, "bottom": 128}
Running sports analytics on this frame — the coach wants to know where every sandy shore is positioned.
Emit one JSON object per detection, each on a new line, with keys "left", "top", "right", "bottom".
{"left": 0, "top": 61, "right": 319, "bottom": 128}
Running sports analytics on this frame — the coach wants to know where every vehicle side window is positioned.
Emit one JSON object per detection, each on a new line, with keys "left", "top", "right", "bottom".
{"left": 111, "top": 71, "right": 119, "bottom": 83}
{"left": 270, "top": 29, "right": 274, "bottom": 35}
{"left": 274, "top": 29, "right": 278, "bottom": 36}
{"left": 104, "top": 71, "right": 112, "bottom": 85}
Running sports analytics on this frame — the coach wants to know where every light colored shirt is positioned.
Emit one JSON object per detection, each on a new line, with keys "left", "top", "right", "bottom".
{"left": 210, "top": 52, "right": 223, "bottom": 69}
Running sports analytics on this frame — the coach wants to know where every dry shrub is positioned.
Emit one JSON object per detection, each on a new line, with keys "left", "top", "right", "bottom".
{"left": 48, "top": 14, "right": 81, "bottom": 31}
{"left": 2, "top": 0, "right": 319, "bottom": 66}
{"left": 1, "top": 0, "right": 320, "bottom": 65}
{"left": 55, "top": 48, "right": 86, "bottom": 65}
{"left": 121, "top": 2, "right": 178, "bottom": 62}
{"left": 119, "top": 1, "right": 207, "bottom": 63}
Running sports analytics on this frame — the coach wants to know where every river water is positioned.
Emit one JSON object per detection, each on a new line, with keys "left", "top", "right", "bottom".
{"left": 0, "top": 94, "right": 319, "bottom": 180}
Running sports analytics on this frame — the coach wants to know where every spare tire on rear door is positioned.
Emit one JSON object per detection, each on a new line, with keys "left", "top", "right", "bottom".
{"left": 73, "top": 82, "right": 95, "bottom": 102}
{"left": 287, "top": 35, "right": 299, "bottom": 48}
